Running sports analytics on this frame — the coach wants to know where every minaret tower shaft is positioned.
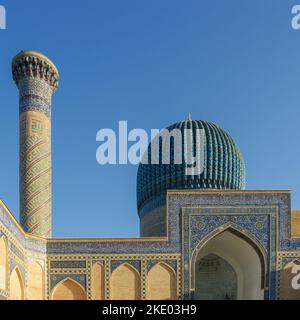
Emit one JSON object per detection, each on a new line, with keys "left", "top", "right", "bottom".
{"left": 12, "top": 51, "right": 59, "bottom": 238}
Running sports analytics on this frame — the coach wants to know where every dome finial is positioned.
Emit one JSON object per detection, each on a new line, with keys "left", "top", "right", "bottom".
{"left": 188, "top": 112, "right": 192, "bottom": 121}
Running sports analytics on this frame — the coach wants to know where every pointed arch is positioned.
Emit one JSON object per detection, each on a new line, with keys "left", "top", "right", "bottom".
{"left": 147, "top": 262, "right": 177, "bottom": 300}
{"left": 0, "top": 236, "right": 8, "bottom": 290}
{"left": 110, "top": 263, "right": 141, "bottom": 300}
{"left": 91, "top": 262, "right": 105, "bottom": 300}
{"left": 10, "top": 267, "right": 24, "bottom": 300}
{"left": 50, "top": 278, "right": 86, "bottom": 300}
{"left": 27, "top": 261, "right": 44, "bottom": 300}
{"left": 280, "top": 259, "right": 300, "bottom": 300}
{"left": 190, "top": 222, "right": 268, "bottom": 290}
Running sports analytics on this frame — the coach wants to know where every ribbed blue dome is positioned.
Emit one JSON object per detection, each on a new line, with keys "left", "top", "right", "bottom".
{"left": 137, "top": 119, "right": 246, "bottom": 214}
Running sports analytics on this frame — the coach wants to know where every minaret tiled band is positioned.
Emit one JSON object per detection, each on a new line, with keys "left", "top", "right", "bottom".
{"left": 12, "top": 51, "right": 59, "bottom": 238}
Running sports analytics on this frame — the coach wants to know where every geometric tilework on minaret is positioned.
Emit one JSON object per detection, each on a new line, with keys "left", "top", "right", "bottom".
{"left": 12, "top": 51, "right": 59, "bottom": 238}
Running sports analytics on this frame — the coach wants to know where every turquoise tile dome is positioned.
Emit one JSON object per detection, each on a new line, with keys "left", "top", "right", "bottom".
{"left": 137, "top": 119, "right": 246, "bottom": 215}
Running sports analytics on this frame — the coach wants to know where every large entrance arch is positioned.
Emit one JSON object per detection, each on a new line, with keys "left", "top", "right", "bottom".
{"left": 192, "top": 226, "right": 267, "bottom": 300}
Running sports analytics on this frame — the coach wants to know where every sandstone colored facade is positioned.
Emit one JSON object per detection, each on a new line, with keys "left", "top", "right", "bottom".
{"left": 0, "top": 51, "right": 299, "bottom": 300}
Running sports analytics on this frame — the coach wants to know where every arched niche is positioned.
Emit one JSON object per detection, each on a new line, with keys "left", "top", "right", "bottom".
{"left": 110, "top": 264, "right": 141, "bottom": 300}
{"left": 50, "top": 278, "right": 86, "bottom": 300}
{"left": 0, "top": 236, "right": 8, "bottom": 290}
{"left": 147, "top": 263, "right": 177, "bottom": 300}
{"left": 27, "top": 261, "right": 44, "bottom": 300}
{"left": 10, "top": 267, "right": 24, "bottom": 300}
{"left": 91, "top": 262, "right": 105, "bottom": 300}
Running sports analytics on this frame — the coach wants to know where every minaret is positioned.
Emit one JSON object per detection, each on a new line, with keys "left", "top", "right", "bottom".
{"left": 12, "top": 51, "right": 59, "bottom": 238}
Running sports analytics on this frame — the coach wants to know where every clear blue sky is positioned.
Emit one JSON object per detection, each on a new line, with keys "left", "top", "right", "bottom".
{"left": 0, "top": 0, "right": 299, "bottom": 238}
